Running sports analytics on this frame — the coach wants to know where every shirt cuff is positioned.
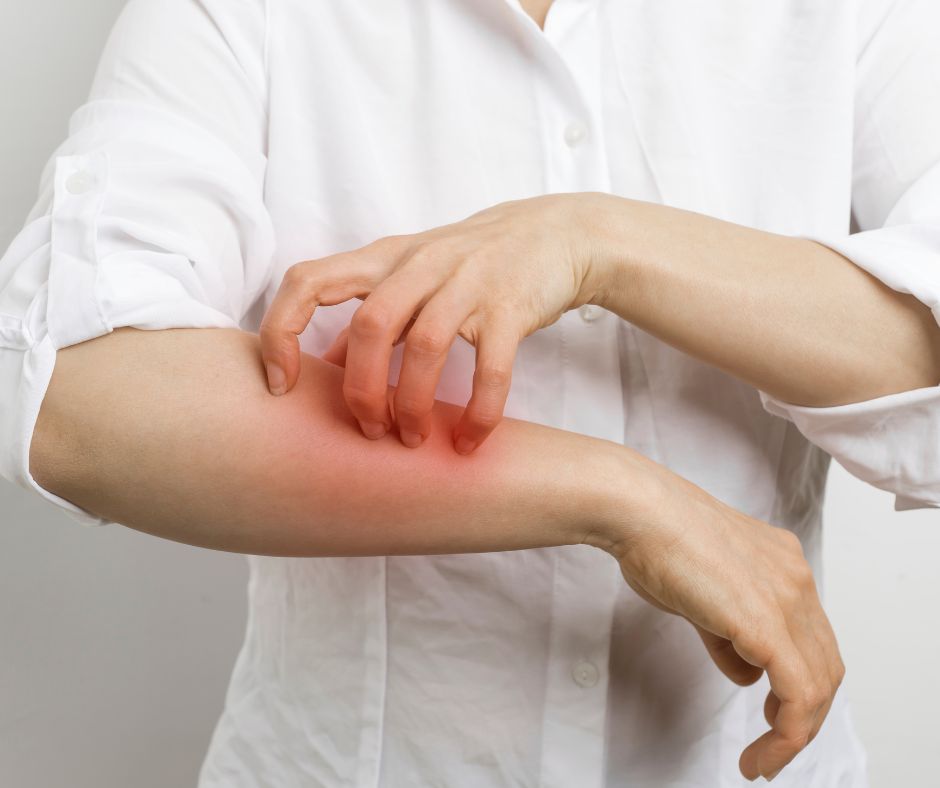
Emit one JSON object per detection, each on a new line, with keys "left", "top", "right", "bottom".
{"left": 1, "top": 330, "right": 111, "bottom": 526}
{"left": 0, "top": 151, "right": 242, "bottom": 526}
{"left": 780, "top": 225, "right": 940, "bottom": 509}
{"left": 758, "top": 385, "right": 940, "bottom": 511}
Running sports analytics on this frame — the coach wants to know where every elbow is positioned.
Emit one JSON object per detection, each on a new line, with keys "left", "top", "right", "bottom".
{"left": 29, "top": 384, "right": 82, "bottom": 501}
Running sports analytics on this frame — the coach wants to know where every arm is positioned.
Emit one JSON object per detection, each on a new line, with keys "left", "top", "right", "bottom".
{"left": 30, "top": 325, "right": 843, "bottom": 781}
{"left": 30, "top": 325, "right": 635, "bottom": 557}
{"left": 2, "top": 0, "right": 840, "bottom": 777}
{"left": 586, "top": 194, "right": 940, "bottom": 408}
{"left": 259, "top": 185, "right": 939, "bottom": 450}
{"left": 259, "top": 3, "right": 940, "bottom": 511}
{"left": 585, "top": 0, "right": 940, "bottom": 413}
{"left": 582, "top": 0, "right": 940, "bottom": 510}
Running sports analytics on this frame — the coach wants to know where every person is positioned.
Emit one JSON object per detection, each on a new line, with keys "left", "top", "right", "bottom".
{"left": 1, "top": 0, "right": 937, "bottom": 784}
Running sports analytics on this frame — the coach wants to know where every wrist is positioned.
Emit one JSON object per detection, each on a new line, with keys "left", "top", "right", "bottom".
{"left": 574, "top": 192, "right": 650, "bottom": 311}
{"left": 571, "top": 437, "right": 668, "bottom": 558}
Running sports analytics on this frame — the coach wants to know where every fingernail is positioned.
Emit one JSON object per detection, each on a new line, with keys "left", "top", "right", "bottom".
{"left": 766, "top": 768, "right": 781, "bottom": 782}
{"left": 360, "top": 421, "right": 387, "bottom": 440}
{"left": 400, "top": 430, "right": 423, "bottom": 448}
{"left": 454, "top": 436, "right": 476, "bottom": 454}
{"left": 265, "top": 362, "right": 287, "bottom": 396}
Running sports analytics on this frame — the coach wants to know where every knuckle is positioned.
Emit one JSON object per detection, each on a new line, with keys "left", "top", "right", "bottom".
{"left": 258, "top": 320, "right": 279, "bottom": 341}
{"left": 408, "top": 240, "right": 442, "bottom": 267}
{"left": 801, "top": 683, "right": 827, "bottom": 709}
{"left": 369, "top": 234, "right": 405, "bottom": 252}
{"left": 728, "top": 611, "right": 762, "bottom": 648}
{"left": 738, "top": 631, "right": 773, "bottom": 665}
{"left": 351, "top": 302, "right": 392, "bottom": 338}
{"left": 793, "top": 561, "right": 816, "bottom": 590}
{"left": 835, "top": 658, "right": 847, "bottom": 686}
{"left": 778, "top": 528, "right": 805, "bottom": 556}
{"left": 475, "top": 364, "right": 511, "bottom": 390}
{"left": 342, "top": 382, "right": 380, "bottom": 412}
{"left": 783, "top": 727, "right": 812, "bottom": 752}
{"left": 395, "top": 396, "right": 432, "bottom": 421}
{"left": 407, "top": 328, "right": 450, "bottom": 357}
{"left": 467, "top": 408, "right": 500, "bottom": 431}
{"left": 283, "top": 261, "right": 310, "bottom": 287}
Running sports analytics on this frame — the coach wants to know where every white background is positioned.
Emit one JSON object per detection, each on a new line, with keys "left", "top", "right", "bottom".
{"left": 1, "top": 2, "right": 937, "bottom": 786}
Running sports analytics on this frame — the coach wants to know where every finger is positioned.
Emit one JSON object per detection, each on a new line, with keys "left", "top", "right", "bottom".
{"left": 392, "top": 318, "right": 417, "bottom": 347}
{"left": 811, "top": 617, "right": 844, "bottom": 742}
{"left": 792, "top": 619, "right": 831, "bottom": 748}
{"left": 764, "top": 691, "right": 781, "bottom": 727}
{"left": 260, "top": 253, "right": 387, "bottom": 395}
{"left": 806, "top": 566, "right": 845, "bottom": 701}
{"left": 322, "top": 327, "right": 351, "bottom": 367}
{"left": 794, "top": 591, "right": 842, "bottom": 744}
{"left": 394, "top": 287, "right": 475, "bottom": 448}
{"left": 344, "top": 271, "right": 440, "bottom": 439}
{"left": 774, "top": 550, "right": 841, "bottom": 748}
{"left": 324, "top": 317, "right": 417, "bottom": 369}
{"left": 694, "top": 625, "right": 763, "bottom": 687}
{"left": 812, "top": 602, "right": 844, "bottom": 692}
{"left": 452, "top": 319, "right": 520, "bottom": 454}
{"left": 737, "top": 633, "right": 823, "bottom": 781}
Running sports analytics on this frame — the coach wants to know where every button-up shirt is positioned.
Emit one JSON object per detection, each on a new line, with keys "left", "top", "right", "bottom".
{"left": 2, "top": 0, "right": 938, "bottom": 785}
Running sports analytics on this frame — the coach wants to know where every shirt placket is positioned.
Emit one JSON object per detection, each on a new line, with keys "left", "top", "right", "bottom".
{"left": 507, "top": 3, "right": 625, "bottom": 787}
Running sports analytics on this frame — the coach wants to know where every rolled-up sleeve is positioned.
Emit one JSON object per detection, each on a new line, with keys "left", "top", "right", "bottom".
{"left": 0, "top": 0, "right": 274, "bottom": 525}
{"left": 758, "top": 0, "right": 940, "bottom": 510}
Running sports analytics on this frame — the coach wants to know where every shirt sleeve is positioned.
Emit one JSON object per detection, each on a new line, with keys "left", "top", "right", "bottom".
{"left": 757, "top": 0, "right": 940, "bottom": 511}
{"left": 0, "top": 0, "right": 275, "bottom": 526}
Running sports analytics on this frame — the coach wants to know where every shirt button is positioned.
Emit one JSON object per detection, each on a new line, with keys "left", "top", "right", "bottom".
{"left": 578, "top": 304, "right": 602, "bottom": 322}
{"left": 65, "top": 170, "right": 97, "bottom": 195}
{"left": 563, "top": 120, "right": 588, "bottom": 148}
{"left": 572, "top": 660, "right": 599, "bottom": 688}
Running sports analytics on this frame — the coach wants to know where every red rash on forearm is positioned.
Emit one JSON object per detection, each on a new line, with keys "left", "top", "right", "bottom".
{"left": 31, "top": 327, "right": 638, "bottom": 558}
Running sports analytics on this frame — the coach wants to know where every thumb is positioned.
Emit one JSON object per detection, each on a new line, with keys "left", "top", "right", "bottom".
{"left": 694, "top": 624, "right": 764, "bottom": 686}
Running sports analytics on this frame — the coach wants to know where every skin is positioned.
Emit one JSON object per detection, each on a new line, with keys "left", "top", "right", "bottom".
{"left": 519, "top": 0, "right": 554, "bottom": 29}
{"left": 261, "top": 193, "right": 940, "bottom": 453}
{"left": 32, "top": 326, "right": 842, "bottom": 782}
{"left": 255, "top": 8, "right": 938, "bottom": 772}
{"left": 31, "top": 2, "right": 872, "bottom": 781}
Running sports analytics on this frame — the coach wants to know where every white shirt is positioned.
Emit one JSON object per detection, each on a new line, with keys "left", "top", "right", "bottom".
{"left": 2, "top": 0, "right": 938, "bottom": 785}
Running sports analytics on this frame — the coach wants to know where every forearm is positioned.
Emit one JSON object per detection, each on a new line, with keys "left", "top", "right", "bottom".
{"left": 27, "top": 326, "right": 843, "bottom": 781}
{"left": 586, "top": 194, "right": 940, "bottom": 407}
{"left": 29, "top": 327, "right": 645, "bottom": 557}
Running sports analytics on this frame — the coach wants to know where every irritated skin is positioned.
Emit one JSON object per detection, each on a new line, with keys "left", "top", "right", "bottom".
{"left": 29, "top": 326, "right": 846, "bottom": 782}
{"left": 30, "top": 327, "right": 636, "bottom": 557}
{"left": 259, "top": 193, "right": 940, "bottom": 460}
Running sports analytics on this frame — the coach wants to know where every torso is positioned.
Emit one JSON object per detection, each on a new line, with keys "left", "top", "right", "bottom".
{"left": 202, "top": 3, "right": 868, "bottom": 785}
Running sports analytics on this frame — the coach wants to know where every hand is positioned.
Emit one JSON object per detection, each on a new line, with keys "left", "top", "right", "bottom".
{"left": 590, "top": 462, "right": 845, "bottom": 783}
{"left": 259, "top": 193, "right": 609, "bottom": 452}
